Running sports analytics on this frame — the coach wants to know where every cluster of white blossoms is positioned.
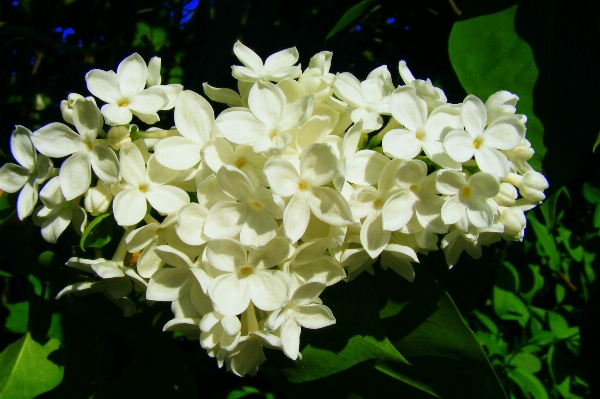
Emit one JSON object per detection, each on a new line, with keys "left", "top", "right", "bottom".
{"left": 0, "top": 42, "right": 548, "bottom": 376}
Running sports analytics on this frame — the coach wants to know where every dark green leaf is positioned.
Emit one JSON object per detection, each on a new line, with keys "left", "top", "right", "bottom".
{"left": 528, "top": 330, "right": 556, "bottom": 346}
{"left": 547, "top": 344, "right": 571, "bottom": 398}
{"left": 556, "top": 227, "right": 583, "bottom": 262}
{"left": 80, "top": 212, "right": 114, "bottom": 250}
{"left": 527, "top": 213, "right": 561, "bottom": 270}
{"left": 508, "top": 352, "right": 542, "bottom": 373}
{"left": 493, "top": 287, "right": 530, "bottom": 327}
{"left": 555, "top": 284, "right": 566, "bottom": 304}
{"left": 4, "top": 302, "right": 28, "bottom": 334}
{"left": 0, "top": 333, "right": 64, "bottom": 398}
{"left": 582, "top": 182, "right": 600, "bottom": 204}
{"left": 520, "top": 265, "right": 545, "bottom": 304}
{"left": 448, "top": 4, "right": 545, "bottom": 172}
{"left": 540, "top": 188, "right": 561, "bottom": 230}
{"left": 507, "top": 368, "right": 549, "bottom": 399}
{"left": 325, "top": 0, "right": 373, "bottom": 42}
{"left": 472, "top": 310, "right": 499, "bottom": 334}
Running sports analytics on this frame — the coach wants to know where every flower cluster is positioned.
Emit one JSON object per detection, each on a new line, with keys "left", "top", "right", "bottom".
{"left": 0, "top": 42, "right": 548, "bottom": 376}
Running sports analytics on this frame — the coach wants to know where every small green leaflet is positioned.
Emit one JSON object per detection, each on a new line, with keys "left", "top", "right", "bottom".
{"left": 79, "top": 212, "right": 114, "bottom": 251}
{"left": 325, "top": 0, "right": 373, "bottom": 42}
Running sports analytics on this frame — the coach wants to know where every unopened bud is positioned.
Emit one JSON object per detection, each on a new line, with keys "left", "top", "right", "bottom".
{"left": 84, "top": 181, "right": 112, "bottom": 216}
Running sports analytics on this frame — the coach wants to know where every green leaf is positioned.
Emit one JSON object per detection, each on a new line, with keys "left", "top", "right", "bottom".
{"left": 582, "top": 182, "right": 600, "bottom": 204}
{"left": 556, "top": 227, "right": 583, "bottom": 262}
{"left": 472, "top": 310, "right": 499, "bottom": 334}
{"left": 528, "top": 330, "right": 556, "bottom": 346}
{"left": 4, "top": 302, "right": 28, "bottom": 334}
{"left": 508, "top": 352, "right": 542, "bottom": 373}
{"left": 527, "top": 213, "right": 561, "bottom": 270}
{"left": 79, "top": 212, "right": 114, "bottom": 250}
{"left": 520, "top": 264, "right": 545, "bottom": 304}
{"left": 507, "top": 368, "right": 549, "bottom": 399}
{"left": 540, "top": 188, "right": 561, "bottom": 230}
{"left": 493, "top": 287, "right": 530, "bottom": 327}
{"left": 0, "top": 333, "right": 64, "bottom": 398}
{"left": 494, "top": 262, "right": 520, "bottom": 292}
{"left": 593, "top": 203, "right": 600, "bottom": 229}
{"left": 547, "top": 344, "right": 571, "bottom": 398}
{"left": 547, "top": 311, "right": 578, "bottom": 340}
{"left": 475, "top": 331, "right": 507, "bottom": 359}
{"left": 448, "top": 4, "right": 545, "bottom": 172}
{"left": 555, "top": 284, "right": 566, "bottom": 304}
{"left": 325, "top": 0, "right": 373, "bottom": 42}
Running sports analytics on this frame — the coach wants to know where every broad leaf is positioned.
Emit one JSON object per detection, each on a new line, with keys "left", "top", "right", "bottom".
{"left": 527, "top": 213, "right": 561, "bottom": 270}
{"left": 0, "top": 333, "right": 64, "bottom": 398}
{"left": 507, "top": 368, "right": 549, "bottom": 399}
{"left": 80, "top": 212, "right": 113, "bottom": 250}
{"left": 449, "top": 4, "right": 545, "bottom": 172}
{"left": 325, "top": 0, "right": 373, "bottom": 42}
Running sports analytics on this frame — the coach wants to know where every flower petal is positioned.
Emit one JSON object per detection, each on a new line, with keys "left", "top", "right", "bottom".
{"left": 145, "top": 185, "right": 189, "bottom": 214}
{"left": 113, "top": 189, "right": 147, "bottom": 226}
{"left": 31, "top": 123, "right": 81, "bottom": 158}
{"left": 117, "top": 53, "right": 147, "bottom": 97}
{"left": 59, "top": 152, "right": 91, "bottom": 200}
{"left": 86, "top": 69, "right": 121, "bottom": 104}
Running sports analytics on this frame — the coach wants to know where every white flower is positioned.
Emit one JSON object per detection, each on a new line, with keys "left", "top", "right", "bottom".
{"left": 60, "top": 93, "right": 96, "bottom": 125}
{"left": 56, "top": 256, "right": 147, "bottom": 317}
{"left": 206, "top": 237, "right": 291, "bottom": 316}
{"left": 398, "top": 60, "right": 447, "bottom": 111}
{"left": 31, "top": 98, "right": 119, "bottom": 200}
{"left": 0, "top": 126, "right": 53, "bottom": 219}
{"left": 204, "top": 165, "right": 284, "bottom": 247}
{"left": 85, "top": 53, "right": 168, "bottom": 125}
{"left": 382, "top": 86, "right": 462, "bottom": 169}
{"left": 436, "top": 170, "right": 500, "bottom": 228}
{"left": 32, "top": 177, "right": 87, "bottom": 243}
{"left": 145, "top": 56, "right": 183, "bottom": 110}
{"left": 215, "top": 81, "right": 312, "bottom": 156}
{"left": 267, "top": 278, "right": 335, "bottom": 360}
{"left": 485, "top": 90, "right": 519, "bottom": 124}
{"left": 231, "top": 41, "right": 302, "bottom": 82}
{"left": 113, "top": 142, "right": 189, "bottom": 226}
{"left": 332, "top": 68, "right": 392, "bottom": 132}
{"left": 153, "top": 90, "right": 215, "bottom": 170}
{"left": 443, "top": 95, "right": 525, "bottom": 178}
{"left": 263, "top": 143, "right": 354, "bottom": 243}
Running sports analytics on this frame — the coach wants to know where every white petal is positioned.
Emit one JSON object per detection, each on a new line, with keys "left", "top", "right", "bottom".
{"left": 240, "top": 212, "right": 278, "bottom": 247}
{"left": 279, "top": 95, "right": 312, "bottom": 131}
{"left": 263, "top": 157, "right": 300, "bottom": 197}
{"left": 389, "top": 86, "right": 426, "bottom": 132}
{"left": 146, "top": 268, "right": 192, "bottom": 301}
{"left": 382, "top": 191, "right": 415, "bottom": 231}
{"left": 248, "top": 270, "right": 288, "bottom": 311}
{"left": 90, "top": 145, "right": 119, "bottom": 184}
{"left": 31, "top": 123, "right": 81, "bottom": 158}
{"left": 346, "top": 150, "right": 389, "bottom": 186}
{"left": 119, "top": 142, "right": 146, "bottom": 187}
{"left": 233, "top": 41, "right": 264, "bottom": 71}
{"left": 154, "top": 136, "right": 202, "bottom": 171}
{"left": 475, "top": 147, "right": 510, "bottom": 178}
{"left": 281, "top": 318, "right": 301, "bottom": 360}
{"left": 209, "top": 273, "right": 249, "bottom": 316}
{"left": 146, "top": 155, "right": 179, "bottom": 185}
{"left": 264, "top": 47, "right": 299, "bottom": 71}
{"left": 40, "top": 208, "right": 71, "bottom": 244}
{"left": 126, "top": 223, "right": 159, "bottom": 252}
{"left": 216, "top": 108, "right": 267, "bottom": 144}
{"left": 59, "top": 152, "right": 91, "bottom": 200}
{"left": 441, "top": 196, "right": 465, "bottom": 225}
{"left": 128, "top": 88, "right": 168, "bottom": 114}
{"left": 435, "top": 170, "right": 464, "bottom": 195}
{"left": 295, "top": 304, "right": 336, "bottom": 329}
{"left": 85, "top": 69, "right": 121, "bottom": 104}
{"left": 113, "top": 189, "right": 147, "bottom": 226}
{"left": 206, "top": 238, "right": 246, "bottom": 273}
{"left": 204, "top": 201, "right": 246, "bottom": 239}
{"left": 145, "top": 185, "right": 189, "bottom": 214}
{"left": 360, "top": 211, "right": 390, "bottom": 259}
{"left": 484, "top": 117, "right": 525, "bottom": 150}
{"left": 283, "top": 194, "right": 311, "bottom": 243}
{"left": 0, "top": 164, "right": 29, "bottom": 193}
{"left": 248, "top": 81, "right": 286, "bottom": 128}
{"left": 101, "top": 103, "right": 132, "bottom": 125}
{"left": 333, "top": 73, "right": 366, "bottom": 109}
{"left": 468, "top": 172, "right": 500, "bottom": 198}
{"left": 175, "top": 203, "right": 209, "bottom": 246}
{"left": 154, "top": 245, "right": 195, "bottom": 269}
{"left": 443, "top": 130, "right": 474, "bottom": 163}
{"left": 17, "top": 182, "right": 37, "bottom": 220}
{"left": 382, "top": 129, "right": 422, "bottom": 160}
{"left": 73, "top": 98, "right": 103, "bottom": 143}
{"left": 462, "top": 95, "right": 487, "bottom": 137}
{"left": 216, "top": 164, "right": 254, "bottom": 201}
{"left": 11, "top": 126, "right": 35, "bottom": 170}
{"left": 174, "top": 90, "right": 214, "bottom": 145}
{"left": 300, "top": 143, "right": 337, "bottom": 186}
{"left": 202, "top": 83, "right": 243, "bottom": 107}
{"left": 248, "top": 236, "right": 291, "bottom": 269}
{"left": 117, "top": 53, "right": 147, "bottom": 97}
{"left": 308, "top": 186, "right": 353, "bottom": 226}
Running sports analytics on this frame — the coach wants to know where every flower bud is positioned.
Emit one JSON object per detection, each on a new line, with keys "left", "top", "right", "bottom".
{"left": 500, "top": 206, "right": 527, "bottom": 238}
{"left": 485, "top": 90, "right": 518, "bottom": 123}
{"left": 107, "top": 126, "right": 132, "bottom": 150}
{"left": 84, "top": 181, "right": 113, "bottom": 216}
{"left": 505, "top": 171, "right": 548, "bottom": 202}
{"left": 503, "top": 139, "right": 534, "bottom": 163}
{"left": 494, "top": 182, "right": 518, "bottom": 207}
{"left": 60, "top": 93, "right": 84, "bottom": 125}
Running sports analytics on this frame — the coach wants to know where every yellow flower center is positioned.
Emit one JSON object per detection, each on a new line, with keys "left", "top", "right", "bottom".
{"left": 472, "top": 138, "right": 483, "bottom": 149}
{"left": 249, "top": 201, "right": 262, "bottom": 211}
{"left": 235, "top": 158, "right": 247, "bottom": 168}
{"left": 461, "top": 186, "right": 472, "bottom": 198}
{"left": 240, "top": 266, "right": 253, "bottom": 276}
